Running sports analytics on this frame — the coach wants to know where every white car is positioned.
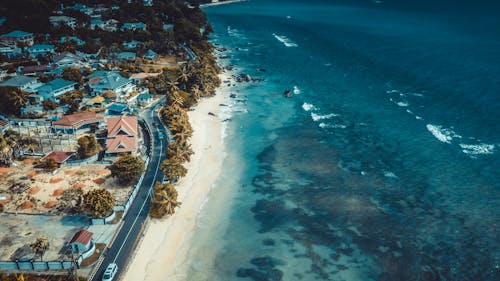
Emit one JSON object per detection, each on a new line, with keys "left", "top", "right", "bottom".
{"left": 102, "top": 263, "right": 118, "bottom": 281}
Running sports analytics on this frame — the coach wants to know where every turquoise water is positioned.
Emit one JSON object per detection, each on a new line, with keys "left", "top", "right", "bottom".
{"left": 181, "top": 1, "right": 499, "bottom": 280}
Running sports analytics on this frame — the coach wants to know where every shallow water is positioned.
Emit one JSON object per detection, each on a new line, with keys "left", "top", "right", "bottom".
{"left": 179, "top": 1, "right": 500, "bottom": 280}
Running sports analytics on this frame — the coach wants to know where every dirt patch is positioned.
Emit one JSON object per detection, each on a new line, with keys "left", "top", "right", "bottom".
{"left": 27, "top": 171, "right": 37, "bottom": 178}
{"left": 0, "top": 167, "right": 10, "bottom": 173}
{"left": 20, "top": 201, "right": 34, "bottom": 209}
{"left": 50, "top": 178, "right": 64, "bottom": 184}
{"left": 52, "top": 188, "right": 64, "bottom": 197}
{"left": 44, "top": 201, "right": 58, "bottom": 208}
{"left": 28, "top": 187, "right": 41, "bottom": 195}
{"left": 72, "top": 183, "right": 86, "bottom": 189}
{"left": 22, "top": 158, "right": 34, "bottom": 164}
{"left": 93, "top": 178, "right": 106, "bottom": 185}
{"left": 96, "top": 169, "right": 110, "bottom": 175}
{"left": 0, "top": 199, "right": 11, "bottom": 205}
{"left": 64, "top": 169, "right": 77, "bottom": 175}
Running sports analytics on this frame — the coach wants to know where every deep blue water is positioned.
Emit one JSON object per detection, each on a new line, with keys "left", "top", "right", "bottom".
{"left": 186, "top": 1, "right": 499, "bottom": 280}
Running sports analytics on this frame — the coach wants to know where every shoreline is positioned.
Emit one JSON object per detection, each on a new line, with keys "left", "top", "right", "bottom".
{"left": 200, "top": 0, "right": 248, "bottom": 8}
{"left": 121, "top": 72, "right": 232, "bottom": 281}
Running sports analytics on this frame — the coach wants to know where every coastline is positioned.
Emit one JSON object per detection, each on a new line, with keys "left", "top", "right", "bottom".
{"left": 200, "top": 0, "right": 248, "bottom": 8}
{"left": 121, "top": 72, "right": 232, "bottom": 281}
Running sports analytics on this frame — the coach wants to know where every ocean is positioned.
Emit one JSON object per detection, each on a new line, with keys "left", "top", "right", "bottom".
{"left": 177, "top": 1, "right": 499, "bottom": 280}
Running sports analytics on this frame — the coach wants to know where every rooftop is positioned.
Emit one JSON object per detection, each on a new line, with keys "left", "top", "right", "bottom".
{"left": 70, "top": 229, "right": 93, "bottom": 245}
{"left": 0, "top": 75, "right": 37, "bottom": 87}
{"left": 42, "top": 151, "right": 75, "bottom": 164}
{"left": 53, "top": 111, "right": 102, "bottom": 127}
{"left": 1, "top": 30, "right": 33, "bottom": 38}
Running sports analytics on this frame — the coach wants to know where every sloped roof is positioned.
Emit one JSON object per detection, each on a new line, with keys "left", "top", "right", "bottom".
{"left": 106, "top": 134, "right": 138, "bottom": 153}
{"left": 42, "top": 151, "right": 74, "bottom": 164}
{"left": 107, "top": 115, "right": 137, "bottom": 137}
{"left": 2, "top": 30, "right": 32, "bottom": 38}
{"left": 27, "top": 44, "right": 55, "bottom": 52}
{"left": 0, "top": 75, "right": 36, "bottom": 87}
{"left": 36, "top": 78, "right": 75, "bottom": 96}
{"left": 107, "top": 103, "right": 128, "bottom": 112}
{"left": 88, "top": 71, "right": 132, "bottom": 91}
{"left": 0, "top": 119, "right": 8, "bottom": 127}
{"left": 70, "top": 229, "right": 93, "bottom": 245}
{"left": 117, "top": 52, "right": 136, "bottom": 60}
{"left": 137, "top": 93, "right": 152, "bottom": 100}
{"left": 53, "top": 111, "right": 102, "bottom": 127}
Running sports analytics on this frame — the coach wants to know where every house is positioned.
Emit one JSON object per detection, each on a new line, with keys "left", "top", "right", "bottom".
{"left": 0, "top": 42, "right": 22, "bottom": 58}
{"left": 0, "top": 30, "right": 34, "bottom": 46}
{"left": 69, "top": 229, "right": 95, "bottom": 254}
{"left": 49, "top": 16, "right": 77, "bottom": 29}
{"left": 26, "top": 44, "right": 55, "bottom": 58}
{"left": 20, "top": 65, "right": 54, "bottom": 76}
{"left": 35, "top": 78, "right": 76, "bottom": 101}
{"left": 129, "top": 72, "right": 161, "bottom": 84}
{"left": 121, "top": 22, "right": 147, "bottom": 31}
{"left": 53, "top": 52, "right": 87, "bottom": 68}
{"left": 122, "top": 40, "right": 143, "bottom": 50}
{"left": 0, "top": 75, "right": 37, "bottom": 90}
{"left": 59, "top": 36, "right": 85, "bottom": 46}
{"left": 90, "top": 19, "right": 105, "bottom": 30}
{"left": 163, "top": 23, "right": 174, "bottom": 31}
{"left": 85, "top": 95, "right": 105, "bottom": 107}
{"left": 0, "top": 119, "right": 9, "bottom": 133}
{"left": 105, "top": 115, "right": 138, "bottom": 157}
{"left": 41, "top": 151, "right": 75, "bottom": 166}
{"left": 88, "top": 71, "right": 136, "bottom": 97}
{"left": 67, "top": 4, "right": 93, "bottom": 16}
{"left": 143, "top": 49, "right": 157, "bottom": 60}
{"left": 106, "top": 103, "right": 130, "bottom": 115}
{"left": 53, "top": 111, "right": 104, "bottom": 134}
{"left": 136, "top": 93, "right": 153, "bottom": 106}
{"left": 144, "top": 0, "right": 153, "bottom": 6}
{"left": 116, "top": 52, "right": 136, "bottom": 61}
{"left": 0, "top": 70, "right": 7, "bottom": 82}
{"left": 104, "top": 19, "right": 119, "bottom": 31}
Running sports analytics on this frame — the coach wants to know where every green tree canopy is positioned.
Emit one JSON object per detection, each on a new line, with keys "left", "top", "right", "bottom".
{"left": 77, "top": 135, "right": 101, "bottom": 159}
{"left": 83, "top": 188, "right": 115, "bottom": 218}
{"left": 109, "top": 155, "right": 145, "bottom": 185}
{"left": 0, "top": 87, "right": 30, "bottom": 117}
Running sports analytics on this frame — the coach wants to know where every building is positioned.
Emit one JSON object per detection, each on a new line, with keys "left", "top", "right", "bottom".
{"left": 122, "top": 40, "right": 143, "bottom": 50}
{"left": 144, "top": 0, "right": 153, "bottom": 6}
{"left": 90, "top": 19, "right": 105, "bottom": 30}
{"left": 0, "top": 70, "right": 7, "bottom": 82}
{"left": 0, "top": 30, "right": 34, "bottom": 46}
{"left": 88, "top": 71, "right": 136, "bottom": 97}
{"left": 121, "top": 22, "right": 147, "bottom": 31}
{"left": 143, "top": 49, "right": 157, "bottom": 60}
{"left": 59, "top": 36, "right": 85, "bottom": 46}
{"left": 136, "top": 93, "right": 153, "bottom": 106}
{"left": 26, "top": 44, "right": 55, "bottom": 58}
{"left": 116, "top": 52, "right": 136, "bottom": 61}
{"left": 0, "top": 75, "right": 37, "bottom": 90}
{"left": 105, "top": 115, "right": 138, "bottom": 157}
{"left": 106, "top": 103, "right": 130, "bottom": 116}
{"left": 41, "top": 151, "right": 75, "bottom": 166}
{"left": 35, "top": 78, "right": 76, "bottom": 101}
{"left": 49, "top": 16, "right": 77, "bottom": 29}
{"left": 163, "top": 23, "right": 174, "bottom": 31}
{"left": 52, "top": 52, "right": 87, "bottom": 68}
{"left": 69, "top": 229, "right": 95, "bottom": 254}
{"left": 0, "top": 119, "right": 9, "bottom": 133}
{"left": 53, "top": 111, "right": 103, "bottom": 134}
{"left": 0, "top": 42, "right": 22, "bottom": 58}
{"left": 20, "top": 65, "right": 54, "bottom": 76}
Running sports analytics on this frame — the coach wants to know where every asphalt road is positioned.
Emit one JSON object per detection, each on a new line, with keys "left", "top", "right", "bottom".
{"left": 91, "top": 100, "right": 167, "bottom": 281}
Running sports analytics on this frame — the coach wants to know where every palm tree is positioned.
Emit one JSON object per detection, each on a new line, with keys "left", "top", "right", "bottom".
{"left": 149, "top": 182, "right": 181, "bottom": 218}
{"left": 166, "top": 80, "right": 179, "bottom": 94}
{"left": 30, "top": 236, "right": 49, "bottom": 261}
{"left": 190, "top": 84, "right": 202, "bottom": 102}
{"left": 177, "top": 65, "right": 191, "bottom": 86}
{"left": 160, "top": 157, "right": 187, "bottom": 181}
{"left": 10, "top": 89, "right": 29, "bottom": 107}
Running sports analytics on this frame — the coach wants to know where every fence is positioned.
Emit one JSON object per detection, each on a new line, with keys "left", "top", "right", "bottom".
{"left": 65, "top": 154, "right": 99, "bottom": 167}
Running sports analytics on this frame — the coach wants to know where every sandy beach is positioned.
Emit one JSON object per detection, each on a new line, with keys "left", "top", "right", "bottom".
{"left": 121, "top": 75, "right": 230, "bottom": 281}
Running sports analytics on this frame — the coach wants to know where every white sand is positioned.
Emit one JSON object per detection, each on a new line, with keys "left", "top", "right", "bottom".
{"left": 122, "top": 82, "right": 229, "bottom": 281}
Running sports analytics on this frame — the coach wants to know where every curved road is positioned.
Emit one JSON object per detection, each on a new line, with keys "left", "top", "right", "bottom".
{"left": 91, "top": 100, "right": 167, "bottom": 281}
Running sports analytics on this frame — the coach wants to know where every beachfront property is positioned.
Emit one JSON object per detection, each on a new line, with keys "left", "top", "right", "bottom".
{"left": 53, "top": 111, "right": 104, "bottom": 134}
{"left": 0, "top": 30, "right": 34, "bottom": 46}
{"left": 105, "top": 115, "right": 139, "bottom": 158}
{"left": 88, "top": 71, "right": 136, "bottom": 97}
{"left": 0, "top": 75, "right": 38, "bottom": 90}
{"left": 26, "top": 44, "right": 56, "bottom": 58}
{"left": 49, "top": 15, "right": 77, "bottom": 29}
{"left": 41, "top": 151, "right": 76, "bottom": 167}
{"left": 69, "top": 229, "right": 95, "bottom": 255}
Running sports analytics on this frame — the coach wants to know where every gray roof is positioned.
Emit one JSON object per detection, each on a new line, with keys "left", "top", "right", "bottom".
{"left": 0, "top": 75, "right": 37, "bottom": 88}
{"left": 88, "top": 71, "right": 132, "bottom": 91}
{"left": 36, "top": 78, "right": 76, "bottom": 98}
{"left": 2, "top": 30, "right": 33, "bottom": 38}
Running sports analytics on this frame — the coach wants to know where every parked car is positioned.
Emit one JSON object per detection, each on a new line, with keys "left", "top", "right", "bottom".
{"left": 102, "top": 263, "right": 118, "bottom": 281}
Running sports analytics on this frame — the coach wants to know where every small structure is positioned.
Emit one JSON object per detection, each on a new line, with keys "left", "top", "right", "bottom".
{"left": 85, "top": 95, "right": 105, "bottom": 107}
{"left": 163, "top": 23, "right": 174, "bottom": 31}
{"left": 0, "top": 75, "right": 38, "bottom": 90}
{"left": 136, "top": 93, "right": 153, "bottom": 106}
{"left": 0, "top": 119, "right": 9, "bottom": 133}
{"left": 0, "top": 30, "right": 34, "bottom": 46}
{"left": 53, "top": 111, "right": 103, "bottom": 134}
{"left": 59, "top": 36, "right": 85, "bottom": 46}
{"left": 26, "top": 44, "right": 55, "bottom": 58}
{"left": 116, "top": 52, "right": 136, "bottom": 61}
{"left": 121, "top": 22, "right": 147, "bottom": 31}
{"left": 53, "top": 52, "right": 87, "bottom": 68}
{"left": 49, "top": 16, "right": 77, "bottom": 29}
{"left": 69, "top": 229, "right": 94, "bottom": 254}
{"left": 105, "top": 115, "right": 138, "bottom": 157}
{"left": 143, "top": 49, "right": 157, "bottom": 60}
{"left": 106, "top": 103, "right": 130, "bottom": 115}
{"left": 42, "top": 151, "right": 75, "bottom": 166}
{"left": 129, "top": 72, "right": 161, "bottom": 83}
{"left": 0, "top": 42, "right": 22, "bottom": 58}
{"left": 122, "top": 40, "right": 143, "bottom": 50}
{"left": 20, "top": 65, "right": 54, "bottom": 76}
{"left": 143, "top": 0, "right": 153, "bottom": 6}
{"left": 90, "top": 19, "right": 105, "bottom": 30}
{"left": 35, "top": 78, "right": 76, "bottom": 101}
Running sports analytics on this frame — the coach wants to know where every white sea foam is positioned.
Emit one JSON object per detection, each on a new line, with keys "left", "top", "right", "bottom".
{"left": 426, "top": 124, "right": 461, "bottom": 144}
{"left": 459, "top": 143, "right": 495, "bottom": 155}
{"left": 302, "top": 102, "right": 316, "bottom": 111}
{"left": 415, "top": 116, "right": 423, "bottom": 120}
{"left": 311, "top": 112, "right": 338, "bottom": 121}
{"left": 293, "top": 86, "right": 301, "bottom": 95}
{"left": 386, "top": 89, "right": 400, "bottom": 94}
{"left": 384, "top": 171, "right": 398, "bottom": 179}
{"left": 272, "top": 33, "right": 298, "bottom": 47}
{"left": 319, "top": 123, "right": 346, "bottom": 129}
{"left": 406, "top": 109, "right": 413, "bottom": 114}
{"left": 396, "top": 101, "right": 409, "bottom": 107}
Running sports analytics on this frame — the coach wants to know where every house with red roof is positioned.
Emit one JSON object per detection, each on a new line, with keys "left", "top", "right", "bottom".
{"left": 0, "top": 119, "right": 9, "bottom": 133}
{"left": 69, "top": 229, "right": 95, "bottom": 254}
{"left": 105, "top": 115, "right": 138, "bottom": 157}
{"left": 41, "top": 151, "right": 75, "bottom": 166}
{"left": 53, "top": 112, "right": 104, "bottom": 134}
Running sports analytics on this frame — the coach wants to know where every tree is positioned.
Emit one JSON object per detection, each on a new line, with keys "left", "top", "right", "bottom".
{"left": 83, "top": 189, "right": 115, "bottom": 218}
{"left": 149, "top": 182, "right": 180, "bottom": 218}
{"left": 62, "top": 68, "right": 83, "bottom": 84}
{"left": 77, "top": 135, "right": 101, "bottom": 159}
{"left": 30, "top": 236, "right": 49, "bottom": 261}
{"left": 109, "top": 155, "right": 144, "bottom": 185}
{"left": 160, "top": 157, "right": 187, "bottom": 181}
{"left": 43, "top": 157, "right": 59, "bottom": 172}
{"left": 42, "top": 99, "right": 58, "bottom": 111}
{"left": 0, "top": 87, "right": 30, "bottom": 116}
